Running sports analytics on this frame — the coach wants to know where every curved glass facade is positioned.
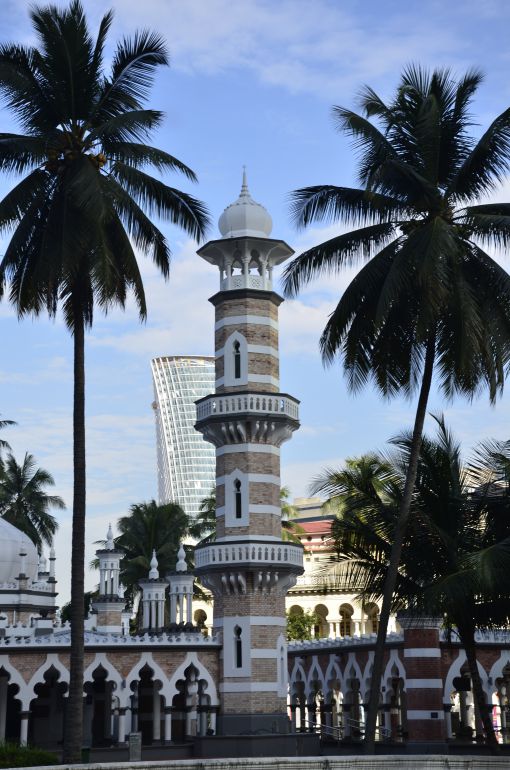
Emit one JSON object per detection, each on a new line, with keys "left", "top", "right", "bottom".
{"left": 151, "top": 356, "right": 215, "bottom": 520}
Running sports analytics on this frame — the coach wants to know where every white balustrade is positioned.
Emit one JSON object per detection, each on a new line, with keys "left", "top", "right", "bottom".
{"left": 196, "top": 392, "right": 299, "bottom": 422}
{"left": 195, "top": 541, "right": 303, "bottom": 569}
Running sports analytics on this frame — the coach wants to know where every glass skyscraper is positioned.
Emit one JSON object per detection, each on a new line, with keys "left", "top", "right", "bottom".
{"left": 151, "top": 356, "right": 215, "bottom": 520}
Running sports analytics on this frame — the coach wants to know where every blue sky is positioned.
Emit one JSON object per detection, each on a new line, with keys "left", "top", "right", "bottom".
{"left": 2, "top": 0, "right": 510, "bottom": 601}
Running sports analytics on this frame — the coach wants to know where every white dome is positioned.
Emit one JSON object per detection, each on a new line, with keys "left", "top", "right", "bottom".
{"left": 218, "top": 170, "right": 273, "bottom": 239}
{"left": 0, "top": 518, "right": 38, "bottom": 584}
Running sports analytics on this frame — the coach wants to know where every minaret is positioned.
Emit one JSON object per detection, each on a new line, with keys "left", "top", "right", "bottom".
{"left": 195, "top": 172, "right": 303, "bottom": 734}
{"left": 92, "top": 525, "right": 126, "bottom": 633}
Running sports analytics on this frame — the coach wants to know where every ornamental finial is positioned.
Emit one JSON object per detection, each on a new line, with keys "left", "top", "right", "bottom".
{"left": 149, "top": 549, "right": 159, "bottom": 579}
{"left": 176, "top": 542, "right": 187, "bottom": 572}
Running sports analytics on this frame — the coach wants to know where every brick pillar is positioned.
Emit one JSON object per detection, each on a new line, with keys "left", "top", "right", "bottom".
{"left": 400, "top": 614, "right": 446, "bottom": 743}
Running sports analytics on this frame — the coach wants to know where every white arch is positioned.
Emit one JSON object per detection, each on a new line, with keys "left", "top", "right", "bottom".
{"left": 342, "top": 652, "right": 363, "bottom": 699}
{"left": 26, "top": 653, "right": 69, "bottom": 708}
{"left": 168, "top": 652, "right": 219, "bottom": 706}
{"left": 223, "top": 330, "right": 248, "bottom": 386}
{"left": 383, "top": 649, "right": 406, "bottom": 698}
{"left": 489, "top": 650, "right": 510, "bottom": 693}
{"left": 124, "top": 651, "right": 174, "bottom": 707}
{"left": 83, "top": 652, "right": 123, "bottom": 700}
{"left": 306, "top": 655, "right": 326, "bottom": 700}
{"left": 289, "top": 656, "right": 307, "bottom": 699}
{"left": 0, "top": 655, "right": 32, "bottom": 709}
{"left": 443, "top": 650, "right": 491, "bottom": 704}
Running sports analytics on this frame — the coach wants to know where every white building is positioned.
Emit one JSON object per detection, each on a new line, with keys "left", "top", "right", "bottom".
{"left": 151, "top": 356, "right": 215, "bottom": 519}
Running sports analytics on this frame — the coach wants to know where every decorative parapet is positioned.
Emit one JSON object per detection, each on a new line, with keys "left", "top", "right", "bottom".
{"left": 195, "top": 541, "right": 303, "bottom": 570}
{"left": 288, "top": 631, "right": 404, "bottom": 652}
{"left": 0, "top": 629, "right": 221, "bottom": 648}
{"left": 440, "top": 628, "right": 510, "bottom": 645}
{"left": 196, "top": 392, "right": 299, "bottom": 422}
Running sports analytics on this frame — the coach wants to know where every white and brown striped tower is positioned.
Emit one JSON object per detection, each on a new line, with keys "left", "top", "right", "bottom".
{"left": 194, "top": 172, "right": 303, "bottom": 734}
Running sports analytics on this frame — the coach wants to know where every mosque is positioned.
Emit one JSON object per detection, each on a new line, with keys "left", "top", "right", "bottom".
{"left": 1, "top": 178, "right": 510, "bottom": 756}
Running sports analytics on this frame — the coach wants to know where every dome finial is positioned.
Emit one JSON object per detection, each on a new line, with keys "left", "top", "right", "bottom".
{"left": 176, "top": 542, "right": 187, "bottom": 572}
{"left": 149, "top": 549, "right": 159, "bottom": 580}
{"left": 106, "top": 523, "right": 114, "bottom": 550}
{"left": 241, "top": 166, "right": 249, "bottom": 196}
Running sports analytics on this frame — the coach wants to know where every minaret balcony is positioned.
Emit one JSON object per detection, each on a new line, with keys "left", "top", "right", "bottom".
{"left": 196, "top": 391, "right": 299, "bottom": 422}
{"left": 195, "top": 391, "right": 299, "bottom": 447}
{"left": 195, "top": 540, "right": 303, "bottom": 572}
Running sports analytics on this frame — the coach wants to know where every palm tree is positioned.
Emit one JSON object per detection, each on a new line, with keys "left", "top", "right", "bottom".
{"left": 283, "top": 66, "right": 510, "bottom": 750}
{"left": 107, "top": 500, "right": 189, "bottom": 608}
{"left": 0, "top": 3, "right": 208, "bottom": 760}
{"left": 280, "top": 486, "right": 306, "bottom": 543}
{"left": 188, "top": 489, "right": 216, "bottom": 543}
{"left": 318, "top": 417, "right": 510, "bottom": 749}
{"left": 0, "top": 452, "right": 63, "bottom": 550}
{"left": 0, "top": 415, "right": 16, "bottom": 460}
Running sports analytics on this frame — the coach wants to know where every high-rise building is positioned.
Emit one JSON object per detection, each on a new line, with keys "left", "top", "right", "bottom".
{"left": 151, "top": 356, "right": 215, "bottom": 519}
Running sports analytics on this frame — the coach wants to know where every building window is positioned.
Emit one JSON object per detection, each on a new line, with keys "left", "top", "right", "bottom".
{"left": 235, "top": 479, "right": 242, "bottom": 518}
{"left": 234, "top": 340, "right": 241, "bottom": 379}
{"left": 235, "top": 626, "right": 243, "bottom": 668}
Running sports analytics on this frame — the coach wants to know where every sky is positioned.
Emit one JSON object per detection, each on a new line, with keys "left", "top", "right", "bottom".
{"left": 2, "top": 0, "right": 510, "bottom": 602}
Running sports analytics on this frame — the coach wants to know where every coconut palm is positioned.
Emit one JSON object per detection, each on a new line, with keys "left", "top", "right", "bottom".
{"left": 0, "top": 415, "right": 16, "bottom": 460}
{"left": 114, "top": 500, "right": 189, "bottom": 606}
{"left": 0, "top": 452, "right": 63, "bottom": 550}
{"left": 317, "top": 417, "right": 510, "bottom": 749}
{"left": 280, "top": 486, "right": 306, "bottom": 543}
{"left": 283, "top": 66, "right": 510, "bottom": 750}
{"left": 0, "top": 2, "right": 208, "bottom": 760}
{"left": 188, "top": 489, "right": 216, "bottom": 543}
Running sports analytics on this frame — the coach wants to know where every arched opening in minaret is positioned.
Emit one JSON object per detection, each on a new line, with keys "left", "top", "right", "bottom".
{"left": 233, "top": 340, "right": 241, "bottom": 379}
{"left": 234, "top": 478, "right": 242, "bottom": 518}
{"left": 234, "top": 625, "right": 243, "bottom": 668}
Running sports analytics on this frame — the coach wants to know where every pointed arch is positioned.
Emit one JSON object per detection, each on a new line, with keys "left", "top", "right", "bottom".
{"left": 168, "top": 652, "right": 219, "bottom": 706}
{"left": 83, "top": 652, "right": 123, "bottom": 700}
{"left": 26, "top": 653, "right": 69, "bottom": 707}
{"left": 0, "top": 655, "right": 32, "bottom": 709}
{"left": 124, "top": 652, "right": 173, "bottom": 706}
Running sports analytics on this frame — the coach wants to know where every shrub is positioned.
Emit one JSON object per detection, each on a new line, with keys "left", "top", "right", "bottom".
{"left": 0, "top": 743, "right": 59, "bottom": 768}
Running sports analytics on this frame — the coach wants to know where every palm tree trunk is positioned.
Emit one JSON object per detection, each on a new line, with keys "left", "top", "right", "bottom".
{"left": 363, "top": 334, "right": 435, "bottom": 753}
{"left": 63, "top": 311, "right": 86, "bottom": 763}
{"left": 459, "top": 623, "right": 499, "bottom": 752}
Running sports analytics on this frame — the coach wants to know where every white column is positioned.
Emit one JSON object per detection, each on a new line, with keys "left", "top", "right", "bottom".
{"left": 19, "top": 712, "right": 29, "bottom": 746}
{"left": 118, "top": 709, "right": 127, "bottom": 744}
{"left": 444, "top": 705, "right": 453, "bottom": 739}
{"left": 210, "top": 710, "right": 217, "bottom": 735}
{"left": 143, "top": 600, "right": 150, "bottom": 629}
{"left": 164, "top": 708, "right": 172, "bottom": 742}
{"left": 170, "top": 593, "right": 177, "bottom": 624}
{"left": 153, "top": 690, "right": 161, "bottom": 741}
{"left": 150, "top": 599, "right": 156, "bottom": 629}
{"left": 0, "top": 677, "right": 7, "bottom": 741}
{"left": 186, "top": 592, "right": 193, "bottom": 624}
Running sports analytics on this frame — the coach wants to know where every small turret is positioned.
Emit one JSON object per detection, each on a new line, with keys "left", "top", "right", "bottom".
{"left": 167, "top": 542, "right": 194, "bottom": 627}
{"left": 92, "top": 525, "right": 126, "bottom": 633}
{"left": 139, "top": 551, "right": 167, "bottom": 633}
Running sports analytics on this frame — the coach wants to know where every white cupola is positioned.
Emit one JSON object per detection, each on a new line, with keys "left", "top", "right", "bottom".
{"left": 198, "top": 170, "right": 294, "bottom": 293}
{"left": 218, "top": 169, "right": 273, "bottom": 239}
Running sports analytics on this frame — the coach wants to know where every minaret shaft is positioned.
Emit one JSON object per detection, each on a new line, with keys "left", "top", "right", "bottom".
{"left": 195, "top": 178, "right": 303, "bottom": 735}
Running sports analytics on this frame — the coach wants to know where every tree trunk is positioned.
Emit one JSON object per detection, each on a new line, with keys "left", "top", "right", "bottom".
{"left": 63, "top": 311, "right": 86, "bottom": 763}
{"left": 459, "top": 623, "right": 500, "bottom": 753}
{"left": 363, "top": 334, "right": 435, "bottom": 753}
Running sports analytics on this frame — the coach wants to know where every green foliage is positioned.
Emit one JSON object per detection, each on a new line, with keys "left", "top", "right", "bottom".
{"left": 188, "top": 489, "right": 216, "bottom": 543}
{"left": 0, "top": 743, "right": 58, "bottom": 768}
{"left": 286, "top": 609, "right": 320, "bottom": 641}
{"left": 284, "top": 66, "right": 510, "bottom": 403}
{"left": 60, "top": 590, "right": 96, "bottom": 624}
{"left": 0, "top": 452, "right": 63, "bottom": 549}
{"left": 96, "top": 500, "right": 190, "bottom": 607}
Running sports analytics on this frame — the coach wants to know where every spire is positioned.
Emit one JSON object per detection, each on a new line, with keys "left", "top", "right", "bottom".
{"left": 149, "top": 549, "right": 159, "bottom": 579}
{"left": 106, "top": 523, "right": 114, "bottom": 550}
{"left": 240, "top": 165, "right": 249, "bottom": 197}
{"left": 176, "top": 542, "right": 187, "bottom": 572}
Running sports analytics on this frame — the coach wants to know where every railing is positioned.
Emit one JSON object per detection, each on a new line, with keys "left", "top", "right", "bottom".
{"left": 288, "top": 632, "right": 404, "bottom": 650}
{"left": 0, "top": 629, "right": 221, "bottom": 648}
{"left": 196, "top": 392, "right": 299, "bottom": 422}
{"left": 195, "top": 541, "right": 303, "bottom": 569}
{"left": 441, "top": 628, "right": 510, "bottom": 644}
{"left": 301, "top": 718, "right": 390, "bottom": 742}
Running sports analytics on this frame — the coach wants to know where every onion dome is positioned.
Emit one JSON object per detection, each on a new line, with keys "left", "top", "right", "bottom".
{"left": 0, "top": 518, "right": 38, "bottom": 583}
{"left": 218, "top": 168, "right": 273, "bottom": 238}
